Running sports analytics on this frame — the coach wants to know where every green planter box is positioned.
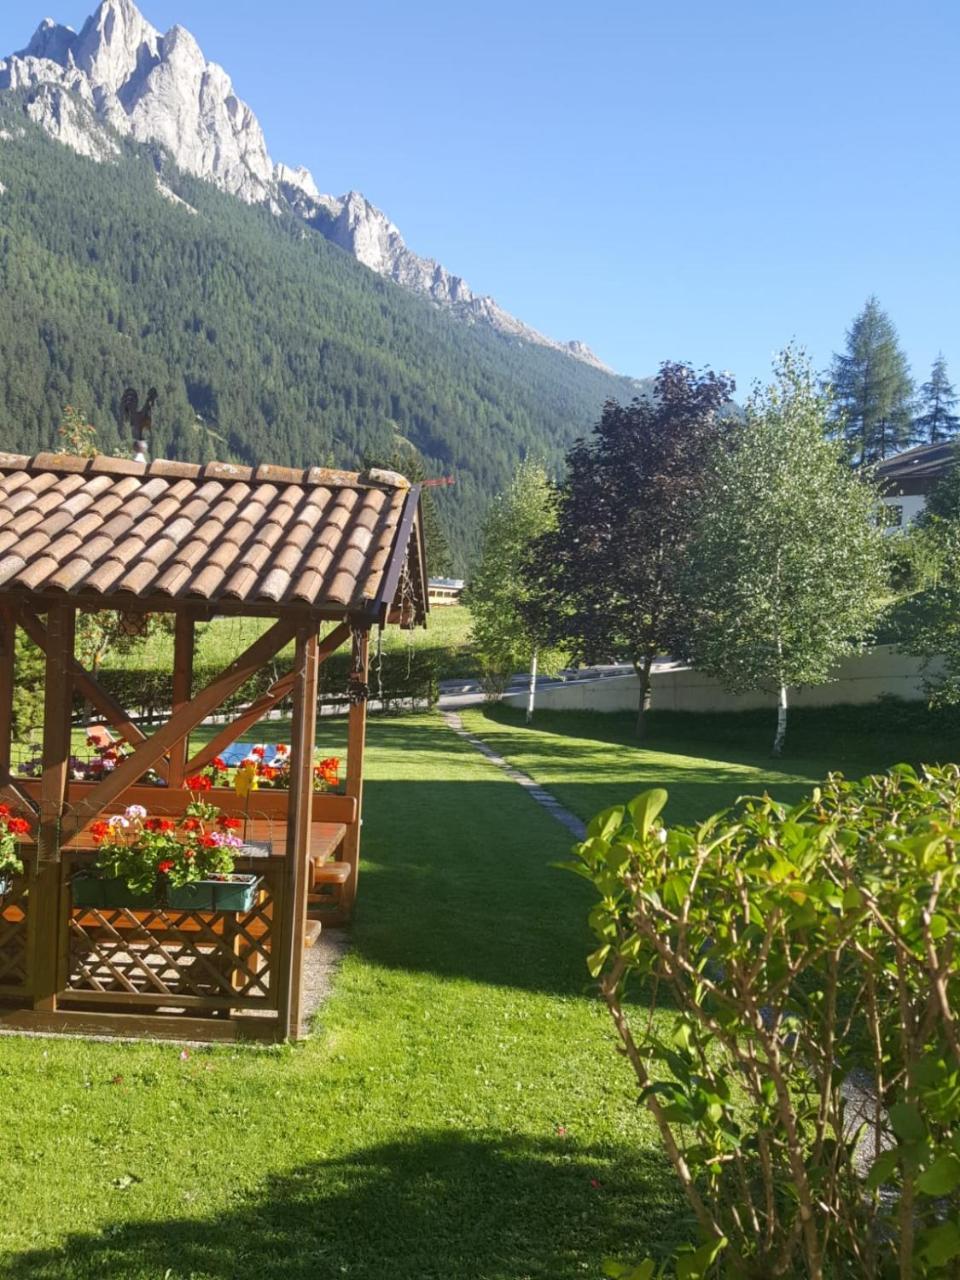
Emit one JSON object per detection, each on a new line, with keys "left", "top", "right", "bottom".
{"left": 71, "top": 874, "right": 262, "bottom": 913}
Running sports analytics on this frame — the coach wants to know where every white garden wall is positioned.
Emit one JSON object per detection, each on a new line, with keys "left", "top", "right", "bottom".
{"left": 502, "top": 647, "right": 944, "bottom": 715}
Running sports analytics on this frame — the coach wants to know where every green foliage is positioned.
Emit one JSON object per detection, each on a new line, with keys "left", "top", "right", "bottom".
{"left": 683, "top": 346, "right": 886, "bottom": 752}
{"left": 0, "top": 104, "right": 641, "bottom": 571}
{"left": 884, "top": 523, "right": 945, "bottom": 594}
{"left": 914, "top": 354, "right": 960, "bottom": 445}
{"left": 829, "top": 296, "right": 915, "bottom": 462}
{"left": 894, "top": 518, "right": 960, "bottom": 707}
{"left": 363, "top": 438, "right": 453, "bottom": 577}
{"left": 93, "top": 645, "right": 441, "bottom": 721}
{"left": 467, "top": 459, "right": 562, "bottom": 678}
{"left": 528, "top": 362, "right": 734, "bottom": 732}
{"left": 57, "top": 404, "right": 98, "bottom": 457}
{"left": 11, "top": 628, "right": 43, "bottom": 741}
{"left": 921, "top": 442, "right": 960, "bottom": 523}
{"left": 573, "top": 765, "right": 960, "bottom": 1278}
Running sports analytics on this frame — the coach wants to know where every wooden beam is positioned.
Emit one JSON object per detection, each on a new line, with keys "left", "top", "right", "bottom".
{"left": 59, "top": 617, "right": 300, "bottom": 843}
{"left": 340, "top": 628, "right": 369, "bottom": 920}
{"left": 38, "top": 606, "right": 75, "bottom": 861}
{"left": 186, "top": 622, "right": 351, "bottom": 775}
{"left": 32, "top": 604, "right": 75, "bottom": 1012}
{"left": 0, "top": 608, "right": 37, "bottom": 817}
{"left": 0, "top": 607, "right": 14, "bottom": 780}
{"left": 277, "top": 628, "right": 320, "bottom": 1040}
{"left": 0, "top": 1007, "right": 281, "bottom": 1043}
{"left": 19, "top": 609, "right": 168, "bottom": 780}
{"left": 168, "top": 613, "right": 195, "bottom": 788}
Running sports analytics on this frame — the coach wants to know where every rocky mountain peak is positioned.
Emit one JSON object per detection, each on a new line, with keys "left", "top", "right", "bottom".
{"left": 74, "top": 0, "right": 160, "bottom": 94}
{"left": 0, "top": 0, "right": 615, "bottom": 374}
{"left": 21, "top": 17, "right": 78, "bottom": 63}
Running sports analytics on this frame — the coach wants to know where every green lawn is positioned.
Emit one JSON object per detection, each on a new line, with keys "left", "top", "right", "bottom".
{"left": 0, "top": 713, "right": 683, "bottom": 1280}
{"left": 5, "top": 702, "right": 954, "bottom": 1278}
{"left": 459, "top": 701, "right": 960, "bottom": 825}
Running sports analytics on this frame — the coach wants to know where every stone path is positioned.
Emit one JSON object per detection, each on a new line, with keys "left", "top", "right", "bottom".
{"left": 442, "top": 710, "right": 586, "bottom": 840}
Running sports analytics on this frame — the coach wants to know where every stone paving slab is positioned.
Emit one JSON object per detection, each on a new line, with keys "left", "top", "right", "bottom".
{"left": 442, "top": 710, "right": 586, "bottom": 840}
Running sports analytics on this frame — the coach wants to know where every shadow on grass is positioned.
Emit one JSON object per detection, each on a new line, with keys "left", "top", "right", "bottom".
{"left": 4, "top": 1132, "right": 686, "bottom": 1280}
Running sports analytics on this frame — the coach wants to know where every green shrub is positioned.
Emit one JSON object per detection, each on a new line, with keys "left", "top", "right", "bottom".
{"left": 571, "top": 766, "right": 960, "bottom": 1278}
{"left": 93, "top": 648, "right": 439, "bottom": 723}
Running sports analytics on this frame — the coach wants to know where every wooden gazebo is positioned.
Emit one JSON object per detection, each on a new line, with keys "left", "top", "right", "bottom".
{"left": 0, "top": 452, "right": 427, "bottom": 1043}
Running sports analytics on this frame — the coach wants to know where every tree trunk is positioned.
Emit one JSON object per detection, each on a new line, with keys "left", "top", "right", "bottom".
{"left": 772, "top": 682, "right": 788, "bottom": 756}
{"left": 634, "top": 652, "right": 654, "bottom": 739}
{"left": 525, "top": 648, "right": 538, "bottom": 724}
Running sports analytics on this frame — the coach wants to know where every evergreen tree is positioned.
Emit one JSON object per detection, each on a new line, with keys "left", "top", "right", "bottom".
{"left": 913, "top": 354, "right": 960, "bottom": 444}
{"left": 683, "top": 347, "right": 886, "bottom": 755}
{"left": 829, "top": 297, "right": 914, "bottom": 463}
{"left": 365, "top": 440, "right": 453, "bottom": 577}
{"left": 0, "top": 102, "right": 643, "bottom": 573}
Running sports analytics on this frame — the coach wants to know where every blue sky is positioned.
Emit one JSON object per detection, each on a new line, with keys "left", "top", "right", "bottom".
{"left": 0, "top": 0, "right": 957, "bottom": 391}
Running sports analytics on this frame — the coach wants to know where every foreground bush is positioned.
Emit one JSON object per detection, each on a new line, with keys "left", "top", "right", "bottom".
{"left": 570, "top": 765, "right": 960, "bottom": 1278}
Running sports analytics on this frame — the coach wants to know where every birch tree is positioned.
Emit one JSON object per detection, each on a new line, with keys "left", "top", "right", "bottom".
{"left": 683, "top": 347, "right": 886, "bottom": 755}
{"left": 467, "top": 460, "right": 558, "bottom": 721}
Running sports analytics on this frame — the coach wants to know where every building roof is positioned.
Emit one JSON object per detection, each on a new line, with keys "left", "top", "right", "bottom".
{"left": 0, "top": 452, "right": 427, "bottom": 624}
{"left": 874, "top": 441, "right": 957, "bottom": 491}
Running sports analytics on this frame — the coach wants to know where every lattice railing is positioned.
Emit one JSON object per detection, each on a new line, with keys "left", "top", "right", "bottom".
{"left": 63, "top": 872, "right": 280, "bottom": 1010}
{"left": 0, "top": 880, "right": 29, "bottom": 994}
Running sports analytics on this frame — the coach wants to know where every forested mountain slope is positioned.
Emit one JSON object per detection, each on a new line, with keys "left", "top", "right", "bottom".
{"left": 0, "top": 108, "right": 644, "bottom": 569}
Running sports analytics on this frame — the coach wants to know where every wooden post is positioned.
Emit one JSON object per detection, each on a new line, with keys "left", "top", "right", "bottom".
{"left": 0, "top": 608, "right": 15, "bottom": 782}
{"left": 169, "top": 613, "right": 195, "bottom": 788}
{"left": 277, "top": 628, "right": 319, "bottom": 1040}
{"left": 32, "top": 604, "right": 75, "bottom": 1011}
{"left": 341, "top": 628, "right": 369, "bottom": 919}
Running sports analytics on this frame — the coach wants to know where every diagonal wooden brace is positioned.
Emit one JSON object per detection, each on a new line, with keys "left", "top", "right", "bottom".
{"left": 19, "top": 608, "right": 169, "bottom": 781}
{"left": 59, "top": 616, "right": 301, "bottom": 843}
{"left": 0, "top": 772, "right": 40, "bottom": 819}
{"left": 185, "top": 621, "right": 351, "bottom": 775}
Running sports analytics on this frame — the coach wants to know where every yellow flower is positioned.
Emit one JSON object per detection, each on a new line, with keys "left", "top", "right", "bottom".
{"left": 234, "top": 761, "right": 259, "bottom": 799}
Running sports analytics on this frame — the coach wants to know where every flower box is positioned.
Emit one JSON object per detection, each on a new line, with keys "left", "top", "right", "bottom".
{"left": 71, "top": 874, "right": 262, "bottom": 913}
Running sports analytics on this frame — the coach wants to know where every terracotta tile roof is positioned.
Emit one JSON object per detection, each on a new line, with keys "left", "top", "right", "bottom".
{"left": 0, "top": 453, "right": 426, "bottom": 623}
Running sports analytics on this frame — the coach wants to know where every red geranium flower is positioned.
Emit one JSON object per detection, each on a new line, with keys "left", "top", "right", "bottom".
{"left": 259, "top": 766, "right": 278, "bottom": 781}
{"left": 251, "top": 745, "right": 266, "bottom": 759}
{"left": 181, "top": 817, "right": 202, "bottom": 832}
{"left": 185, "top": 775, "right": 212, "bottom": 792}
{"left": 6, "top": 817, "right": 30, "bottom": 835}
{"left": 200, "top": 834, "right": 219, "bottom": 848}
{"left": 0, "top": 804, "right": 10, "bottom": 818}
{"left": 145, "top": 817, "right": 174, "bottom": 833}
{"left": 212, "top": 757, "right": 227, "bottom": 771}
{"left": 156, "top": 859, "right": 175, "bottom": 875}
{"left": 217, "top": 816, "right": 242, "bottom": 830}
{"left": 90, "top": 819, "right": 110, "bottom": 843}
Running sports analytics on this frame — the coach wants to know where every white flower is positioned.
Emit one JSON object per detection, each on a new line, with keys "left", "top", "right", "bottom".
{"left": 108, "top": 815, "right": 129, "bottom": 830}
{"left": 124, "top": 805, "right": 147, "bottom": 820}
